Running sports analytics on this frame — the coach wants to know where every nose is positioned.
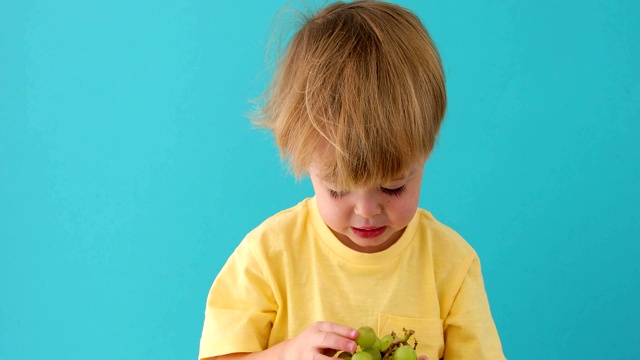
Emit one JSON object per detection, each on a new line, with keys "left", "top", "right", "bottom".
{"left": 353, "top": 194, "right": 382, "bottom": 219}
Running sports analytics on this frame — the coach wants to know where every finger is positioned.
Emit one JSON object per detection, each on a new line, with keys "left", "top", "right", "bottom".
{"left": 418, "top": 355, "right": 429, "bottom": 360}
{"left": 314, "top": 321, "right": 359, "bottom": 339}
{"left": 323, "top": 349, "right": 338, "bottom": 357}
{"left": 317, "top": 331, "right": 357, "bottom": 354}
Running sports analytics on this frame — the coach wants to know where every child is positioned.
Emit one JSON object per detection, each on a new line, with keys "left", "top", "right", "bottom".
{"left": 199, "top": 1, "right": 505, "bottom": 359}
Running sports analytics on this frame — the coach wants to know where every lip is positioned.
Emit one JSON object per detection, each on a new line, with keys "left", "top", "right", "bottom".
{"left": 351, "top": 226, "right": 387, "bottom": 239}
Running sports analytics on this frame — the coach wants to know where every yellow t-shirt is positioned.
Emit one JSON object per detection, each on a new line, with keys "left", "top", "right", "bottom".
{"left": 199, "top": 197, "right": 505, "bottom": 359}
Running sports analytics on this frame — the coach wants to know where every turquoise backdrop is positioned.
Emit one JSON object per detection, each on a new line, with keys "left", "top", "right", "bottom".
{"left": 1, "top": 0, "right": 638, "bottom": 359}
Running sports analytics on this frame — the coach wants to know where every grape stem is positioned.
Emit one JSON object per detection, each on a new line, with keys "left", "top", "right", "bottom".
{"left": 391, "top": 328, "right": 414, "bottom": 346}
{"left": 381, "top": 329, "right": 416, "bottom": 360}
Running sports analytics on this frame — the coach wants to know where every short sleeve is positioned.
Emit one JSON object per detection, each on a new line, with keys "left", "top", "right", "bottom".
{"left": 199, "top": 240, "right": 277, "bottom": 359}
{"left": 442, "top": 256, "right": 506, "bottom": 359}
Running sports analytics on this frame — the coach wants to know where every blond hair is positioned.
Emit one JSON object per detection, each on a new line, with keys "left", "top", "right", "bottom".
{"left": 253, "top": 0, "right": 446, "bottom": 189}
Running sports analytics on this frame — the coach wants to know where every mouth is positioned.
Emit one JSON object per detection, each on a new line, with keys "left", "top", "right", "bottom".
{"left": 351, "top": 226, "right": 387, "bottom": 239}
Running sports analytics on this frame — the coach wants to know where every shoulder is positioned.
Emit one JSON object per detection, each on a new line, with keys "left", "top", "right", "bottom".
{"left": 248, "top": 198, "right": 312, "bottom": 238}
{"left": 411, "top": 209, "right": 486, "bottom": 307}
{"left": 413, "top": 208, "right": 479, "bottom": 271}
{"left": 219, "top": 199, "right": 314, "bottom": 283}
{"left": 416, "top": 209, "right": 476, "bottom": 253}
{"left": 238, "top": 198, "right": 314, "bottom": 256}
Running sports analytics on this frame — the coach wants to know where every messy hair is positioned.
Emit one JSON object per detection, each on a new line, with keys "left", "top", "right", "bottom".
{"left": 252, "top": 0, "right": 446, "bottom": 189}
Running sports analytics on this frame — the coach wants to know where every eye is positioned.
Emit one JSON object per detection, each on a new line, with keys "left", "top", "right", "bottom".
{"left": 381, "top": 185, "right": 406, "bottom": 197}
{"left": 329, "top": 189, "right": 349, "bottom": 199}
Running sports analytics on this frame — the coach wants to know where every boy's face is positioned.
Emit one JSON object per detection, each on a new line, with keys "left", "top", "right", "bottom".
{"left": 308, "top": 162, "right": 424, "bottom": 253}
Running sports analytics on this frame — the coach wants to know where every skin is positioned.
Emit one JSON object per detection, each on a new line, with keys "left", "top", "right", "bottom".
{"left": 204, "top": 322, "right": 427, "bottom": 360}
{"left": 205, "top": 321, "right": 359, "bottom": 360}
{"left": 206, "top": 161, "right": 429, "bottom": 360}
{"left": 308, "top": 162, "right": 425, "bottom": 253}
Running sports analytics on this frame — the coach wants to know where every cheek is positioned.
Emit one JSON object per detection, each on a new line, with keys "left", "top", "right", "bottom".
{"left": 391, "top": 202, "right": 416, "bottom": 222}
{"left": 387, "top": 194, "right": 420, "bottom": 224}
{"left": 317, "top": 195, "right": 347, "bottom": 227}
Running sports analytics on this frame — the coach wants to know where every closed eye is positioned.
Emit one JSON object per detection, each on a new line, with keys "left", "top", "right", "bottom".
{"left": 381, "top": 185, "right": 406, "bottom": 197}
{"left": 329, "top": 189, "right": 349, "bottom": 199}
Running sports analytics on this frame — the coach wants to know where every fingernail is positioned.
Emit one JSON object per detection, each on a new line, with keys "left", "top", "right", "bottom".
{"left": 352, "top": 341, "right": 358, "bottom": 352}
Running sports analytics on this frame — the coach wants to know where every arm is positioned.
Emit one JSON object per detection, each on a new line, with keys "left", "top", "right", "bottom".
{"left": 203, "top": 323, "right": 431, "bottom": 360}
{"left": 443, "top": 256, "right": 506, "bottom": 359}
{"left": 209, "top": 353, "right": 430, "bottom": 360}
{"left": 202, "top": 322, "right": 358, "bottom": 360}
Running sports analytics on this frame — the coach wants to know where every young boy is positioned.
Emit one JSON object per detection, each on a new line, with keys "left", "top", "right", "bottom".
{"left": 199, "top": 1, "right": 505, "bottom": 359}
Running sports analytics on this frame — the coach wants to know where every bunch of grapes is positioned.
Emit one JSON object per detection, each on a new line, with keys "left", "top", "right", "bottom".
{"left": 336, "top": 326, "right": 418, "bottom": 360}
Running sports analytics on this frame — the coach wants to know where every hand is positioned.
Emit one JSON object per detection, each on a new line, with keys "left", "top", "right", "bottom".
{"left": 279, "top": 321, "right": 358, "bottom": 360}
{"left": 418, "top": 356, "right": 428, "bottom": 360}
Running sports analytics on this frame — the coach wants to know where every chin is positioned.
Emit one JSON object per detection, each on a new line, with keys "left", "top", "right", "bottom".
{"left": 352, "top": 237, "right": 392, "bottom": 250}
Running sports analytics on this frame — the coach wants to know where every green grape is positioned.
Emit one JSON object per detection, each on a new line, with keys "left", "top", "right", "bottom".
{"left": 362, "top": 347, "right": 382, "bottom": 360}
{"left": 355, "top": 326, "right": 377, "bottom": 349}
{"left": 337, "top": 351, "right": 352, "bottom": 360}
{"left": 373, "top": 337, "right": 381, "bottom": 352}
{"left": 394, "top": 345, "right": 417, "bottom": 360}
{"left": 380, "top": 334, "right": 393, "bottom": 352}
{"left": 352, "top": 352, "right": 373, "bottom": 360}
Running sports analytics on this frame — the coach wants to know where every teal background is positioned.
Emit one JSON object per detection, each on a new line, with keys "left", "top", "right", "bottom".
{"left": 1, "top": 0, "right": 638, "bottom": 359}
